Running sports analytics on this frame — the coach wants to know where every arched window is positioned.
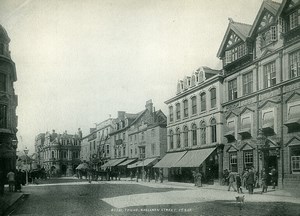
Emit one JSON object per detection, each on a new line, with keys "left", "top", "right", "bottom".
{"left": 169, "top": 130, "right": 174, "bottom": 149}
{"left": 183, "top": 126, "right": 189, "bottom": 147}
{"left": 191, "top": 96, "right": 197, "bottom": 115}
{"left": 183, "top": 100, "right": 188, "bottom": 117}
{"left": 176, "top": 128, "right": 181, "bottom": 148}
{"left": 211, "top": 118, "right": 217, "bottom": 143}
{"left": 200, "top": 93, "right": 206, "bottom": 112}
{"left": 169, "top": 106, "right": 174, "bottom": 122}
{"left": 210, "top": 88, "right": 216, "bottom": 108}
{"left": 176, "top": 103, "right": 181, "bottom": 120}
{"left": 192, "top": 124, "right": 197, "bottom": 146}
{"left": 200, "top": 121, "right": 206, "bottom": 144}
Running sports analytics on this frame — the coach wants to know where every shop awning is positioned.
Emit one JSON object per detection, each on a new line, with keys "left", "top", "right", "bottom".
{"left": 174, "top": 147, "right": 216, "bottom": 168}
{"left": 127, "top": 160, "right": 143, "bottom": 169}
{"left": 110, "top": 158, "right": 127, "bottom": 167}
{"left": 136, "top": 157, "right": 158, "bottom": 167}
{"left": 153, "top": 151, "right": 187, "bottom": 168}
{"left": 117, "top": 158, "right": 138, "bottom": 167}
{"left": 284, "top": 118, "right": 300, "bottom": 128}
{"left": 101, "top": 158, "right": 125, "bottom": 169}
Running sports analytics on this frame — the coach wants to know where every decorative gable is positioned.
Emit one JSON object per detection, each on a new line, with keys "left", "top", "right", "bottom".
{"left": 259, "top": 99, "right": 280, "bottom": 109}
{"left": 285, "top": 91, "right": 300, "bottom": 103}
{"left": 285, "top": 136, "right": 300, "bottom": 147}
{"left": 226, "top": 31, "right": 242, "bottom": 49}
{"left": 258, "top": 10, "right": 275, "bottom": 32}
{"left": 240, "top": 143, "right": 254, "bottom": 151}
{"left": 227, "top": 144, "right": 238, "bottom": 152}
{"left": 226, "top": 111, "right": 238, "bottom": 120}
{"left": 240, "top": 107, "right": 254, "bottom": 115}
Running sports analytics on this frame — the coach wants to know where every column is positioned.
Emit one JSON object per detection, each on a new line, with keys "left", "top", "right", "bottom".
{"left": 217, "top": 144, "right": 224, "bottom": 185}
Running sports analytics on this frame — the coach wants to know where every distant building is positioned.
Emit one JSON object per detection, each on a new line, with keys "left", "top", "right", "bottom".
{"left": 217, "top": 0, "right": 300, "bottom": 189}
{"left": 156, "top": 67, "right": 224, "bottom": 184}
{"left": 35, "top": 129, "right": 82, "bottom": 176}
{"left": 0, "top": 24, "right": 18, "bottom": 194}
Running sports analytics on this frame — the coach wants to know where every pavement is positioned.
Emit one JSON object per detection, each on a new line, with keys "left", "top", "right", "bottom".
{"left": 1, "top": 177, "right": 299, "bottom": 215}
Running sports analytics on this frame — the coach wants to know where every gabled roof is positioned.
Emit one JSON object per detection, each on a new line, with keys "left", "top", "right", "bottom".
{"left": 249, "top": 0, "right": 281, "bottom": 37}
{"left": 259, "top": 99, "right": 281, "bottom": 108}
{"left": 240, "top": 107, "right": 254, "bottom": 115}
{"left": 217, "top": 18, "right": 252, "bottom": 58}
{"left": 285, "top": 136, "right": 300, "bottom": 147}
{"left": 285, "top": 91, "right": 300, "bottom": 103}
{"left": 226, "top": 111, "right": 239, "bottom": 119}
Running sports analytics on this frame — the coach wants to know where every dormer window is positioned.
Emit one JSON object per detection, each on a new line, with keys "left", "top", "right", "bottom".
{"left": 289, "top": 9, "right": 300, "bottom": 30}
{"left": 225, "top": 43, "right": 247, "bottom": 65}
{"left": 260, "top": 26, "right": 277, "bottom": 47}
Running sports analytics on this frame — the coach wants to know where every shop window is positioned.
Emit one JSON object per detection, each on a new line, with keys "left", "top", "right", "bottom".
{"left": 229, "top": 152, "right": 238, "bottom": 172}
{"left": 192, "top": 124, "right": 197, "bottom": 146}
{"left": 183, "top": 126, "right": 188, "bottom": 147}
{"left": 291, "top": 146, "right": 300, "bottom": 174}
{"left": 243, "top": 150, "right": 253, "bottom": 169}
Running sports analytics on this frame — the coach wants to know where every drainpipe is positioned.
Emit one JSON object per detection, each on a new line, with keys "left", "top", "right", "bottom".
{"left": 256, "top": 63, "right": 260, "bottom": 175}
{"left": 279, "top": 51, "right": 284, "bottom": 189}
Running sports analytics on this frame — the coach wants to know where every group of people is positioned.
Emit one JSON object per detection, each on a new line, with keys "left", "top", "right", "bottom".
{"left": 6, "top": 169, "right": 25, "bottom": 193}
{"left": 130, "top": 169, "right": 164, "bottom": 183}
{"left": 225, "top": 166, "right": 277, "bottom": 195}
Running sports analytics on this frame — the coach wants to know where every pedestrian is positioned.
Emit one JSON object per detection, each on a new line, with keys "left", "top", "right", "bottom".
{"left": 196, "top": 171, "right": 202, "bottom": 187}
{"left": 223, "top": 169, "right": 229, "bottom": 186}
{"left": 15, "top": 169, "right": 22, "bottom": 192}
{"left": 118, "top": 171, "right": 121, "bottom": 181}
{"left": 159, "top": 169, "right": 163, "bottom": 183}
{"left": 270, "top": 166, "right": 277, "bottom": 189}
{"left": 130, "top": 171, "right": 133, "bottom": 181}
{"left": 154, "top": 171, "right": 158, "bottom": 183}
{"left": 136, "top": 170, "right": 139, "bottom": 182}
{"left": 242, "top": 169, "right": 248, "bottom": 189}
{"left": 261, "top": 171, "right": 268, "bottom": 194}
{"left": 7, "top": 170, "right": 15, "bottom": 192}
{"left": 192, "top": 171, "right": 197, "bottom": 186}
{"left": 87, "top": 169, "right": 92, "bottom": 183}
{"left": 147, "top": 170, "right": 151, "bottom": 182}
{"left": 236, "top": 173, "right": 243, "bottom": 194}
{"left": 227, "top": 170, "right": 237, "bottom": 192}
{"left": 246, "top": 168, "right": 255, "bottom": 194}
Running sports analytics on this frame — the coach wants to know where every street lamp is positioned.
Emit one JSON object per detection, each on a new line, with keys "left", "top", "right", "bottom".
{"left": 24, "top": 147, "right": 29, "bottom": 185}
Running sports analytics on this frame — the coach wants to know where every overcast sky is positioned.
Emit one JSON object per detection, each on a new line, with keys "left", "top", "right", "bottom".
{"left": 0, "top": 0, "right": 271, "bottom": 153}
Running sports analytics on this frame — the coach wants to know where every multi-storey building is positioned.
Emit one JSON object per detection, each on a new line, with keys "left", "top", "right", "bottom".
{"left": 0, "top": 24, "right": 18, "bottom": 194}
{"left": 35, "top": 133, "right": 45, "bottom": 167}
{"left": 80, "top": 118, "right": 115, "bottom": 170}
{"left": 217, "top": 0, "right": 300, "bottom": 189}
{"left": 156, "top": 67, "right": 224, "bottom": 184}
{"left": 36, "top": 129, "right": 82, "bottom": 176}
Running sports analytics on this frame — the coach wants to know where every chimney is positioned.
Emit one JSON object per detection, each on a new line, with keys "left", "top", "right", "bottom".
{"left": 145, "top": 99, "right": 153, "bottom": 113}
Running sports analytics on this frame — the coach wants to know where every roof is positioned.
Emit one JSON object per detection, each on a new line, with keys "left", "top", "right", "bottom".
{"left": 217, "top": 19, "right": 252, "bottom": 58}
{"left": 0, "top": 24, "right": 10, "bottom": 43}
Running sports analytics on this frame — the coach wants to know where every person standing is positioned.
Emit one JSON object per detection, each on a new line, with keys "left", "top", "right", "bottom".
{"left": 236, "top": 173, "right": 243, "bottom": 194}
{"left": 154, "top": 171, "right": 158, "bottom": 183}
{"left": 227, "top": 170, "right": 237, "bottom": 192}
{"left": 261, "top": 171, "right": 268, "bottom": 194}
{"left": 246, "top": 168, "right": 255, "bottom": 194}
{"left": 159, "top": 169, "right": 163, "bottom": 183}
{"left": 270, "top": 166, "right": 277, "bottom": 189}
{"left": 7, "top": 170, "right": 15, "bottom": 192}
{"left": 14, "top": 169, "right": 22, "bottom": 192}
{"left": 196, "top": 171, "right": 202, "bottom": 187}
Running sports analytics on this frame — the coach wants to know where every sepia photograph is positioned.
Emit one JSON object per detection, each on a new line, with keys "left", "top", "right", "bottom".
{"left": 0, "top": 0, "right": 300, "bottom": 215}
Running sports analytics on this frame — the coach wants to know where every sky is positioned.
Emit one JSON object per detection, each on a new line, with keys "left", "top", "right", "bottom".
{"left": 0, "top": 0, "right": 272, "bottom": 153}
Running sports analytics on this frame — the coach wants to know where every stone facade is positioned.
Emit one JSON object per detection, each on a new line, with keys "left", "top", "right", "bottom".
{"left": 0, "top": 24, "right": 18, "bottom": 194}
{"left": 217, "top": 0, "right": 300, "bottom": 189}
{"left": 35, "top": 129, "right": 82, "bottom": 176}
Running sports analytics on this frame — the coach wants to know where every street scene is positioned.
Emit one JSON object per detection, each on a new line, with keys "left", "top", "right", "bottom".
{"left": 1, "top": 0, "right": 300, "bottom": 215}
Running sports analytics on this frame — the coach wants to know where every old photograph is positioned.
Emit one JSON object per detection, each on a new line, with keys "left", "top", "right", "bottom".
{"left": 1, "top": 0, "right": 300, "bottom": 215}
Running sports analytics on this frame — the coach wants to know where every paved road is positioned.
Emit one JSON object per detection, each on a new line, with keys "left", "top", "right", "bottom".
{"left": 8, "top": 179, "right": 300, "bottom": 216}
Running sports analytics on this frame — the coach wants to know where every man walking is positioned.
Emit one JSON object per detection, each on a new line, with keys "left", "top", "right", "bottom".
{"left": 246, "top": 168, "right": 255, "bottom": 194}
{"left": 7, "top": 170, "right": 15, "bottom": 192}
{"left": 227, "top": 170, "right": 237, "bottom": 192}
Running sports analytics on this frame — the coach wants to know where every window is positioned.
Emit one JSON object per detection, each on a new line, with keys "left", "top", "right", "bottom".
{"left": 270, "top": 26, "right": 277, "bottom": 41}
{"left": 211, "top": 118, "right": 217, "bottom": 143}
{"left": 183, "top": 100, "right": 188, "bottom": 117}
{"left": 225, "top": 43, "right": 247, "bottom": 65}
{"left": 243, "top": 72, "right": 253, "bottom": 95}
{"left": 123, "top": 146, "right": 126, "bottom": 156}
{"left": 191, "top": 96, "right": 197, "bottom": 115}
{"left": 243, "top": 150, "right": 253, "bottom": 169}
{"left": 291, "top": 146, "right": 300, "bottom": 174}
{"left": 0, "top": 104, "right": 7, "bottom": 128}
{"left": 169, "top": 106, "right": 174, "bottom": 122}
{"left": 192, "top": 124, "right": 197, "bottom": 146}
{"left": 289, "top": 10, "right": 300, "bottom": 30}
{"left": 228, "top": 79, "right": 237, "bottom": 101}
{"left": 264, "top": 62, "right": 276, "bottom": 88}
{"left": 106, "top": 144, "right": 109, "bottom": 154}
{"left": 151, "top": 143, "right": 155, "bottom": 155}
{"left": 262, "top": 110, "right": 274, "bottom": 125}
{"left": 176, "top": 128, "right": 181, "bottom": 148}
{"left": 260, "top": 26, "right": 277, "bottom": 47}
{"left": 183, "top": 126, "right": 188, "bottom": 147}
{"left": 139, "top": 147, "right": 145, "bottom": 159}
{"left": 229, "top": 152, "right": 238, "bottom": 172}
{"left": 210, "top": 88, "right": 216, "bottom": 108}
{"left": 0, "top": 74, "right": 6, "bottom": 92}
{"left": 114, "top": 149, "right": 117, "bottom": 157}
{"left": 200, "top": 93, "right": 206, "bottom": 112}
{"left": 200, "top": 121, "right": 206, "bottom": 145}
{"left": 241, "top": 116, "right": 251, "bottom": 129}
{"left": 141, "top": 132, "right": 144, "bottom": 140}
{"left": 176, "top": 103, "right": 181, "bottom": 120}
{"left": 52, "top": 151, "right": 55, "bottom": 158}
{"left": 169, "top": 130, "right": 174, "bottom": 149}
{"left": 289, "top": 50, "right": 300, "bottom": 78}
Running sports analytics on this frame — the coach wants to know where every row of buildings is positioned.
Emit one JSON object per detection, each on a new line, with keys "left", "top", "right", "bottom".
{"left": 34, "top": 0, "right": 300, "bottom": 189}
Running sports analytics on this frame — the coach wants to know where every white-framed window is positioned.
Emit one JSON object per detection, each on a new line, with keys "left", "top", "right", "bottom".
{"left": 264, "top": 61, "right": 276, "bottom": 88}
{"left": 176, "top": 103, "right": 181, "bottom": 120}
{"left": 228, "top": 78, "right": 237, "bottom": 101}
{"left": 229, "top": 152, "right": 238, "bottom": 172}
{"left": 191, "top": 96, "right": 197, "bottom": 115}
{"left": 210, "top": 88, "right": 216, "bottom": 108}
{"left": 291, "top": 146, "right": 300, "bottom": 174}
{"left": 243, "top": 150, "right": 253, "bottom": 169}
{"left": 243, "top": 72, "right": 253, "bottom": 95}
{"left": 289, "top": 50, "right": 300, "bottom": 78}
{"left": 270, "top": 26, "right": 277, "bottom": 41}
{"left": 183, "top": 100, "right": 188, "bottom": 118}
{"left": 200, "top": 93, "right": 206, "bottom": 112}
{"left": 289, "top": 9, "right": 300, "bottom": 30}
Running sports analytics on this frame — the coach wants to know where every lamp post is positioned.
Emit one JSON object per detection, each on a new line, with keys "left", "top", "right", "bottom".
{"left": 24, "top": 147, "right": 29, "bottom": 185}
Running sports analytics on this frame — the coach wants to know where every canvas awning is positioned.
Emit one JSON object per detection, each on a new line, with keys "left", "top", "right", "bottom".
{"left": 284, "top": 118, "right": 300, "bottom": 128}
{"left": 101, "top": 159, "right": 121, "bottom": 169}
{"left": 127, "top": 160, "right": 143, "bottom": 169}
{"left": 174, "top": 147, "right": 216, "bottom": 168}
{"left": 153, "top": 151, "right": 187, "bottom": 168}
{"left": 110, "top": 158, "right": 127, "bottom": 167}
{"left": 136, "top": 157, "right": 158, "bottom": 167}
{"left": 117, "top": 158, "right": 138, "bottom": 167}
